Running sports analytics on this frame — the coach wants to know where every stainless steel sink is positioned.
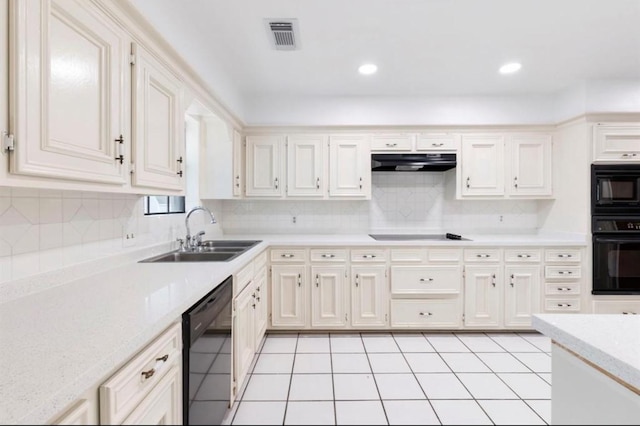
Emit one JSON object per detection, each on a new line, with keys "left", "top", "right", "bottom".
{"left": 139, "top": 240, "right": 262, "bottom": 263}
{"left": 140, "top": 251, "right": 240, "bottom": 263}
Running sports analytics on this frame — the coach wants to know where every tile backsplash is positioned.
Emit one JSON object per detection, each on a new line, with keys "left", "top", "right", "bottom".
{"left": 222, "top": 173, "right": 538, "bottom": 234}
{"left": 0, "top": 187, "right": 188, "bottom": 259}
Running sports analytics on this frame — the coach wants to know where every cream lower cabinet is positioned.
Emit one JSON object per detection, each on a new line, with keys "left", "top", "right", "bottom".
{"left": 543, "top": 248, "right": 583, "bottom": 313}
{"left": 311, "top": 265, "right": 349, "bottom": 327}
{"left": 233, "top": 280, "right": 256, "bottom": 398}
{"left": 254, "top": 265, "right": 268, "bottom": 347}
{"left": 100, "top": 323, "right": 182, "bottom": 425}
{"left": 52, "top": 396, "right": 98, "bottom": 425}
{"left": 464, "top": 264, "right": 502, "bottom": 327}
{"left": 271, "top": 264, "right": 308, "bottom": 328}
{"left": 504, "top": 265, "right": 541, "bottom": 327}
{"left": 351, "top": 265, "right": 388, "bottom": 327}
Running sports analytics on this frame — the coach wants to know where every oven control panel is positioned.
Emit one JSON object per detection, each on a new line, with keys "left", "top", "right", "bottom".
{"left": 593, "top": 218, "right": 640, "bottom": 233}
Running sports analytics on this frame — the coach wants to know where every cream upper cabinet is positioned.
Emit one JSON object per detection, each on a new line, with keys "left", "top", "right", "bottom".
{"left": 506, "top": 134, "right": 552, "bottom": 197}
{"left": 287, "top": 134, "right": 327, "bottom": 197}
{"left": 9, "top": 0, "right": 129, "bottom": 185}
{"left": 593, "top": 123, "right": 640, "bottom": 162}
{"left": 460, "top": 134, "right": 505, "bottom": 197}
{"left": 233, "top": 129, "right": 244, "bottom": 197}
{"left": 131, "top": 43, "right": 185, "bottom": 192}
{"left": 329, "top": 135, "right": 371, "bottom": 198}
{"left": 245, "top": 135, "right": 285, "bottom": 197}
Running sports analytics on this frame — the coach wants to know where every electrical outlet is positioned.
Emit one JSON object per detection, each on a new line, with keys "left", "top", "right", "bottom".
{"left": 123, "top": 232, "right": 136, "bottom": 247}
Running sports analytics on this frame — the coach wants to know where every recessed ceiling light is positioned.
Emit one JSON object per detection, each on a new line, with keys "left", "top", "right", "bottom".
{"left": 358, "top": 63, "right": 378, "bottom": 75}
{"left": 499, "top": 62, "right": 522, "bottom": 74}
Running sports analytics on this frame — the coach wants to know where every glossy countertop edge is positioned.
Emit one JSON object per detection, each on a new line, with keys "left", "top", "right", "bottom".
{"left": 0, "top": 234, "right": 586, "bottom": 424}
{"left": 532, "top": 314, "right": 640, "bottom": 390}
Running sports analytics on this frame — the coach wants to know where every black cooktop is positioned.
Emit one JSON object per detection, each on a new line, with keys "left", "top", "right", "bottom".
{"left": 368, "top": 233, "right": 471, "bottom": 241}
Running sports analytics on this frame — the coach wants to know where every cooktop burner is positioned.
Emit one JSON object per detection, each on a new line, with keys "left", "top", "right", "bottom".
{"left": 368, "top": 233, "right": 471, "bottom": 241}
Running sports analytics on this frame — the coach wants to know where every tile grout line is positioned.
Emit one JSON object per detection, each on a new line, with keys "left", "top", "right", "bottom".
{"left": 361, "top": 333, "right": 391, "bottom": 425}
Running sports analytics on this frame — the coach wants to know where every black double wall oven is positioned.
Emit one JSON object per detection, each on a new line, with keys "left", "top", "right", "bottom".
{"left": 591, "top": 164, "right": 640, "bottom": 294}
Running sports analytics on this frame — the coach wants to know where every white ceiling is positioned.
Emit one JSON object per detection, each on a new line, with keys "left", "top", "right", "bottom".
{"left": 129, "top": 0, "right": 640, "bottom": 125}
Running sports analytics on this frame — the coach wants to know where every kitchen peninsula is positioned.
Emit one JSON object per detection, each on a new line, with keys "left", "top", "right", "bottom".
{"left": 533, "top": 314, "right": 640, "bottom": 424}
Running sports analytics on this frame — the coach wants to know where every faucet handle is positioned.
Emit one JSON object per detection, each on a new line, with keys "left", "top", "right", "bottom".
{"left": 195, "top": 231, "right": 206, "bottom": 246}
{"left": 176, "top": 238, "right": 185, "bottom": 251}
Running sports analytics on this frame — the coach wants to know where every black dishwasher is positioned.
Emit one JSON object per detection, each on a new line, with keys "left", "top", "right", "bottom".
{"left": 182, "top": 275, "right": 233, "bottom": 425}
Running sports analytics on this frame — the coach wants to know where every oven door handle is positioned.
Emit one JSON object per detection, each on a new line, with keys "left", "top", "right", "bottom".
{"left": 594, "top": 237, "right": 640, "bottom": 243}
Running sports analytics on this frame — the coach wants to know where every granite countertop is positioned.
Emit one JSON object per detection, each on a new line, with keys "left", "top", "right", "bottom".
{"left": 0, "top": 233, "right": 587, "bottom": 424}
{"left": 533, "top": 314, "right": 640, "bottom": 390}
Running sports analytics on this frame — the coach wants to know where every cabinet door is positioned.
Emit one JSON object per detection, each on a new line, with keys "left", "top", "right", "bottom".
{"left": 233, "top": 282, "right": 255, "bottom": 395}
{"left": 504, "top": 265, "right": 541, "bottom": 327}
{"left": 9, "top": 0, "right": 128, "bottom": 184}
{"left": 271, "top": 265, "right": 307, "bottom": 327}
{"left": 254, "top": 268, "right": 268, "bottom": 348}
{"left": 121, "top": 364, "right": 182, "bottom": 425}
{"left": 507, "top": 134, "right": 552, "bottom": 197}
{"left": 460, "top": 134, "right": 505, "bottom": 196}
{"left": 464, "top": 265, "right": 501, "bottom": 327}
{"left": 131, "top": 43, "right": 185, "bottom": 191}
{"left": 233, "top": 129, "right": 244, "bottom": 197}
{"left": 351, "top": 266, "right": 387, "bottom": 327}
{"left": 311, "top": 266, "right": 348, "bottom": 327}
{"left": 246, "top": 135, "right": 284, "bottom": 197}
{"left": 287, "top": 134, "right": 327, "bottom": 197}
{"left": 593, "top": 124, "right": 640, "bottom": 162}
{"left": 329, "top": 135, "right": 371, "bottom": 198}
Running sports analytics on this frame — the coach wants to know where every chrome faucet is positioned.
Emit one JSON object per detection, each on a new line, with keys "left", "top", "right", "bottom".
{"left": 184, "top": 206, "right": 217, "bottom": 251}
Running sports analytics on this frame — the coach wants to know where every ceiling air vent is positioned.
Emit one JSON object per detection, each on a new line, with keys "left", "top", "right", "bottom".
{"left": 265, "top": 19, "right": 299, "bottom": 50}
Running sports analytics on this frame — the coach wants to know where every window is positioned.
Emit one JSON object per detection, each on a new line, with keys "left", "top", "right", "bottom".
{"left": 144, "top": 196, "right": 186, "bottom": 215}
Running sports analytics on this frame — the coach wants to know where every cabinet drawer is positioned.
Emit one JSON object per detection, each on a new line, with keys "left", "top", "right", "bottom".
{"left": 464, "top": 248, "right": 502, "bottom": 262}
{"left": 545, "top": 248, "right": 582, "bottom": 263}
{"left": 390, "top": 299, "right": 461, "bottom": 328}
{"left": 505, "top": 248, "right": 541, "bottom": 263}
{"left": 416, "top": 134, "right": 458, "bottom": 151}
{"left": 545, "top": 266, "right": 581, "bottom": 280}
{"left": 592, "top": 300, "right": 640, "bottom": 315}
{"left": 270, "top": 248, "right": 307, "bottom": 262}
{"left": 351, "top": 248, "right": 387, "bottom": 262}
{"left": 100, "top": 323, "right": 181, "bottom": 425}
{"left": 235, "top": 262, "right": 254, "bottom": 294}
{"left": 310, "top": 248, "right": 348, "bottom": 262}
{"left": 391, "top": 248, "right": 426, "bottom": 263}
{"left": 545, "top": 282, "right": 581, "bottom": 295}
{"left": 544, "top": 298, "right": 581, "bottom": 312}
{"left": 371, "top": 134, "right": 413, "bottom": 151}
{"left": 391, "top": 266, "right": 461, "bottom": 295}
{"left": 253, "top": 250, "right": 267, "bottom": 271}
{"left": 427, "top": 248, "right": 462, "bottom": 263}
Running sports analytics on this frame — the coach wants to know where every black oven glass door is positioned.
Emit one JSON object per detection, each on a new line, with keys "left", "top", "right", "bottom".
{"left": 183, "top": 276, "right": 233, "bottom": 425}
{"left": 593, "top": 235, "right": 640, "bottom": 294}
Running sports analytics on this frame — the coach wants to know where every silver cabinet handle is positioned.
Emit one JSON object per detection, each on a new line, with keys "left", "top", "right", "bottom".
{"left": 316, "top": 177, "right": 320, "bottom": 189}
{"left": 359, "top": 177, "right": 363, "bottom": 189}
{"left": 385, "top": 143, "right": 397, "bottom": 147}
{"left": 622, "top": 153, "right": 637, "bottom": 157}
{"left": 491, "top": 274, "right": 496, "bottom": 287}
{"left": 557, "top": 303, "right": 572, "bottom": 307}
{"left": 510, "top": 274, "right": 514, "bottom": 287}
{"left": 315, "top": 274, "right": 319, "bottom": 287}
{"left": 362, "top": 254, "right": 376, "bottom": 259}
{"left": 297, "top": 273, "right": 301, "bottom": 287}
{"left": 476, "top": 254, "right": 490, "bottom": 258}
{"left": 114, "top": 134, "right": 124, "bottom": 164}
{"left": 274, "top": 177, "right": 279, "bottom": 189}
{"left": 557, "top": 287, "right": 571, "bottom": 291}
{"left": 622, "top": 311, "right": 637, "bottom": 315}
{"left": 321, "top": 253, "right": 335, "bottom": 258}
{"left": 256, "top": 296, "right": 260, "bottom": 302}
{"left": 176, "top": 156, "right": 183, "bottom": 177}
{"left": 558, "top": 254, "right": 573, "bottom": 258}
{"left": 281, "top": 253, "right": 295, "bottom": 258}
{"left": 517, "top": 254, "right": 531, "bottom": 258}
{"left": 514, "top": 176, "right": 518, "bottom": 189}
{"left": 419, "top": 278, "right": 434, "bottom": 282}
{"left": 235, "top": 175, "right": 240, "bottom": 187}
{"left": 466, "top": 177, "right": 470, "bottom": 188}
{"left": 558, "top": 271, "right": 573, "bottom": 275}
{"left": 355, "top": 273, "right": 359, "bottom": 287}
{"left": 432, "top": 142, "right": 444, "bottom": 147}
{"left": 419, "top": 312, "right": 433, "bottom": 316}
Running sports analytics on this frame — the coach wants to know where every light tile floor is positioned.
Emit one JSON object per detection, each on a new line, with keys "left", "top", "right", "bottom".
{"left": 223, "top": 332, "right": 552, "bottom": 425}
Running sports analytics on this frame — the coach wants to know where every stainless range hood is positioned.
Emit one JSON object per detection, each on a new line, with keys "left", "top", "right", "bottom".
{"left": 371, "top": 153, "right": 456, "bottom": 172}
